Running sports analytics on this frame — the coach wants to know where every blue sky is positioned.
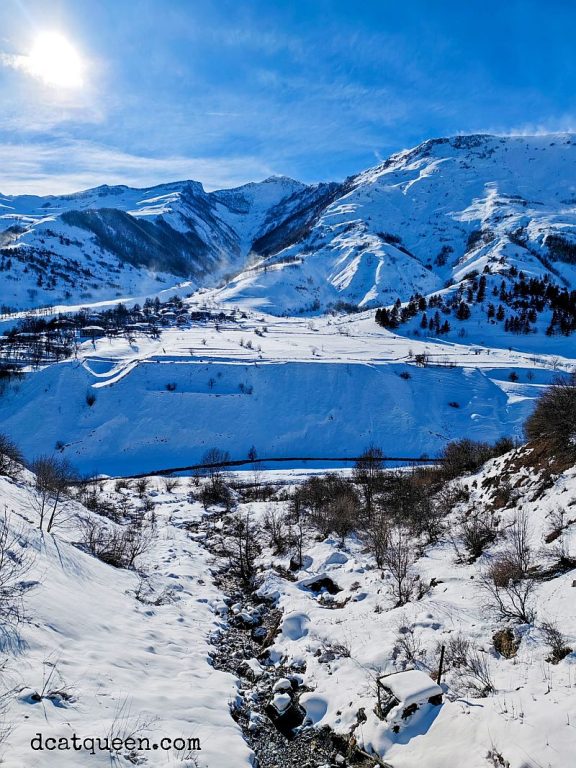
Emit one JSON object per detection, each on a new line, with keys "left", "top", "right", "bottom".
{"left": 1, "top": 0, "right": 575, "bottom": 194}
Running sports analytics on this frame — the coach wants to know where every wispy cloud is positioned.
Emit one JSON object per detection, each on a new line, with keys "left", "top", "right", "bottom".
{"left": 0, "top": 140, "right": 277, "bottom": 195}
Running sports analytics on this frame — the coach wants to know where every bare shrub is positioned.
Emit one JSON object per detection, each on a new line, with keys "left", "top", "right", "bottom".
{"left": 225, "top": 511, "right": 261, "bottom": 586}
{"left": 481, "top": 558, "right": 537, "bottom": 624}
{"left": 452, "top": 646, "right": 495, "bottom": 697}
{"left": 200, "top": 479, "right": 235, "bottom": 511}
{"left": 378, "top": 470, "right": 441, "bottom": 540}
{"left": 0, "top": 433, "right": 23, "bottom": 479}
{"left": 524, "top": 372, "right": 576, "bottom": 454}
{"left": 353, "top": 445, "right": 385, "bottom": 520}
{"left": 262, "top": 505, "right": 289, "bottom": 555}
{"left": 455, "top": 509, "right": 496, "bottom": 562}
{"left": 480, "top": 511, "right": 537, "bottom": 624}
{"left": 134, "top": 477, "right": 150, "bottom": 498}
{"left": 363, "top": 509, "right": 390, "bottom": 570}
{"left": 442, "top": 633, "right": 472, "bottom": 671}
{"left": 315, "top": 635, "right": 351, "bottom": 660}
{"left": 540, "top": 620, "right": 572, "bottom": 663}
{"left": 297, "top": 474, "right": 359, "bottom": 543}
{"left": 382, "top": 525, "right": 417, "bottom": 606}
{"left": 80, "top": 518, "right": 153, "bottom": 569}
{"left": 440, "top": 438, "right": 513, "bottom": 480}
{"left": 393, "top": 620, "right": 424, "bottom": 665}
{"left": 104, "top": 698, "right": 158, "bottom": 766}
{"left": 544, "top": 506, "right": 566, "bottom": 543}
{"left": 162, "top": 476, "right": 180, "bottom": 494}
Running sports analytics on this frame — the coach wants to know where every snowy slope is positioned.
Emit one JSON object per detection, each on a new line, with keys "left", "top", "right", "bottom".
{"left": 0, "top": 472, "right": 252, "bottom": 767}
{"left": 245, "top": 448, "right": 576, "bottom": 768}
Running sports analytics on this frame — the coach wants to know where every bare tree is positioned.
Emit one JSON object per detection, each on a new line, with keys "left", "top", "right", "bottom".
{"left": 480, "top": 510, "right": 537, "bottom": 623}
{"left": 353, "top": 445, "right": 385, "bottom": 521}
{"left": 201, "top": 447, "right": 231, "bottom": 488}
{"left": 134, "top": 476, "right": 150, "bottom": 498}
{"left": 226, "top": 510, "right": 261, "bottom": 586}
{"left": 507, "top": 510, "right": 532, "bottom": 576}
{"left": 363, "top": 509, "right": 390, "bottom": 571}
{"left": 0, "top": 509, "right": 35, "bottom": 624}
{"left": 262, "top": 505, "right": 288, "bottom": 555}
{"left": 29, "top": 456, "right": 78, "bottom": 533}
{"left": 287, "top": 494, "right": 305, "bottom": 569}
{"left": 382, "top": 525, "right": 417, "bottom": 606}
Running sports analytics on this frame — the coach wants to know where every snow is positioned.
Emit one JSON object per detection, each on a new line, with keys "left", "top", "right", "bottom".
{"left": 1, "top": 296, "right": 572, "bottom": 476}
{"left": 0, "top": 474, "right": 252, "bottom": 767}
{"left": 2, "top": 132, "right": 576, "bottom": 767}
{"left": 1, "top": 440, "right": 575, "bottom": 767}
{"left": 379, "top": 670, "right": 442, "bottom": 707}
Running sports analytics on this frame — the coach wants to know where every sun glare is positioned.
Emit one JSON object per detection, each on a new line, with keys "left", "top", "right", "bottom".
{"left": 27, "top": 31, "right": 85, "bottom": 89}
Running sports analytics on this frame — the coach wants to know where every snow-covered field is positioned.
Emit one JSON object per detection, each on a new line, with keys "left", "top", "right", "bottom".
{"left": 1, "top": 298, "right": 572, "bottom": 476}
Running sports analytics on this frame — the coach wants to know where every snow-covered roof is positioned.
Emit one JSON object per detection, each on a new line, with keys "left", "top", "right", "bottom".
{"left": 379, "top": 670, "right": 442, "bottom": 707}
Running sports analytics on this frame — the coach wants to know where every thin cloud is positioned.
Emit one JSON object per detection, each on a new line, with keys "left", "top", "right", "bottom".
{"left": 0, "top": 140, "right": 277, "bottom": 195}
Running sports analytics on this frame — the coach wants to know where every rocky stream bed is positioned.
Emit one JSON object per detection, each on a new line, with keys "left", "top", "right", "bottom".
{"left": 186, "top": 513, "right": 381, "bottom": 768}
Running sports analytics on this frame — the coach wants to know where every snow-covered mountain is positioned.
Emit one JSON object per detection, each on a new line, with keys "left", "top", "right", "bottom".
{"left": 219, "top": 133, "right": 576, "bottom": 313}
{"left": 3, "top": 133, "right": 576, "bottom": 316}
{"left": 0, "top": 175, "right": 339, "bottom": 311}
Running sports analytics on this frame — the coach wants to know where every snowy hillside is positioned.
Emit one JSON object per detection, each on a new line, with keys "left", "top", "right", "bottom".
{"left": 0, "top": 301, "right": 569, "bottom": 476}
{"left": 1, "top": 420, "right": 574, "bottom": 767}
{"left": 0, "top": 469, "right": 252, "bottom": 767}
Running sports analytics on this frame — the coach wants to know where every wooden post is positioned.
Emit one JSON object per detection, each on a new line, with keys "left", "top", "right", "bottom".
{"left": 437, "top": 644, "right": 446, "bottom": 685}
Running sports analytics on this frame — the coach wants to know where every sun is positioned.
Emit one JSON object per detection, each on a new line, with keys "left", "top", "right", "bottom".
{"left": 26, "top": 31, "right": 85, "bottom": 89}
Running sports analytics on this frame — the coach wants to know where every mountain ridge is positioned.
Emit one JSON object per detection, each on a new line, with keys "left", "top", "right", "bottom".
{"left": 2, "top": 132, "right": 576, "bottom": 314}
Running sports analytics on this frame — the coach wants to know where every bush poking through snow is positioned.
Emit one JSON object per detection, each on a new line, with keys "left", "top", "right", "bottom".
{"left": 381, "top": 525, "right": 418, "bottom": 606}
{"left": 296, "top": 474, "right": 359, "bottom": 543}
{"left": 480, "top": 559, "right": 537, "bottom": 625}
{"left": 393, "top": 621, "right": 425, "bottom": 665}
{"left": 440, "top": 437, "right": 514, "bottom": 479}
{"left": 224, "top": 510, "right": 261, "bottom": 586}
{"left": 162, "top": 476, "right": 180, "bottom": 494}
{"left": 480, "top": 511, "right": 538, "bottom": 624}
{"left": 453, "top": 646, "right": 495, "bottom": 698}
{"left": 80, "top": 517, "right": 153, "bottom": 569}
{"left": 540, "top": 620, "right": 573, "bottom": 664}
{"left": 353, "top": 445, "right": 386, "bottom": 521}
{"left": 492, "top": 628, "right": 520, "bottom": 659}
{"left": 262, "top": 505, "right": 289, "bottom": 555}
{"left": 452, "top": 509, "right": 497, "bottom": 562}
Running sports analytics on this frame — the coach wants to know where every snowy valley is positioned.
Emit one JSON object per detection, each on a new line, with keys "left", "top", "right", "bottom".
{"left": 1, "top": 132, "right": 576, "bottom": 768}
